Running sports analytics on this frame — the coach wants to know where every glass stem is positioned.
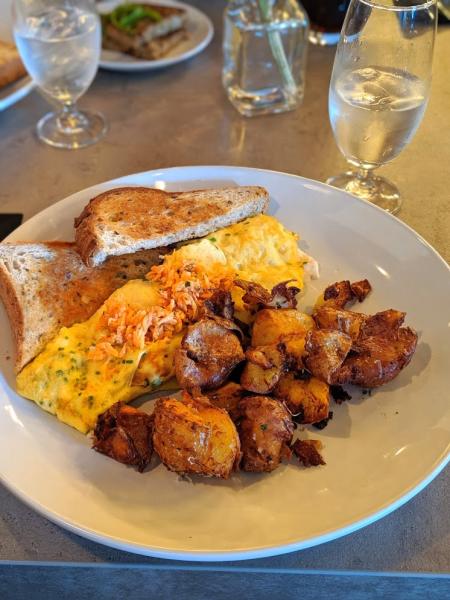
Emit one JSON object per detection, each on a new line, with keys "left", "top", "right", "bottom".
{"left": 57, "top": 102, "right": 88, "bottom": 134}
{"left": 355, "top": 166, "right": 375, "bottom": 190}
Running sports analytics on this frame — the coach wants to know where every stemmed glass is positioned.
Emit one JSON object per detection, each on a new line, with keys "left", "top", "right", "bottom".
{"left": 327, "top": 0, "right": 437, "bottom": 214}
{"left": 13, "top": 0, "right": 107, "bottom": 149}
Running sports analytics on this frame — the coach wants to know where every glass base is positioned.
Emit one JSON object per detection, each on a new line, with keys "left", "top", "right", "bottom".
{"left": 226, "top": 86, "right": 301, "bottom": 117}
{"left": 36, "top": 109, "right": 107, "bottom": 149}
{"left": 327, "top": 171, "right": 402, "bottom": 215}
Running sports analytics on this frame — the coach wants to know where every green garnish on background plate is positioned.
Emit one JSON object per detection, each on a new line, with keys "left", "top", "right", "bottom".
{"left": 107, "top": 3, "right": 163, "bottom": 33}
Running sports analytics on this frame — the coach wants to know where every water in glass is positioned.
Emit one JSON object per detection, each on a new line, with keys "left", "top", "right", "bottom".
{"left": 15, "top": 6, "right": 100, "bottom": 104}
{"left": 223, "top": 0, "right": 309, "bottom": 116}
{"left": 329, "top": 66, "right": 427, "bottom": 168}
{"left": 327, "top": 0, "right": 437, "bottom": 214}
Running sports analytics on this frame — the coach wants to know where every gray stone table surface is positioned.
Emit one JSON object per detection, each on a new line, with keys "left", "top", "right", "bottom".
{"left": 0, "top": 0, "right": 448, "bottom": 575}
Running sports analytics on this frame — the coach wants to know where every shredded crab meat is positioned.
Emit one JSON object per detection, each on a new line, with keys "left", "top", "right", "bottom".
{"left": 88, "top": 257, "right": 233, "bottom": 361}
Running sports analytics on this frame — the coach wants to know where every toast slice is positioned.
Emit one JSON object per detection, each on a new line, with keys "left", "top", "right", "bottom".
{"left": 74, "top": 186, "right": 270, "bottom": 267}
{"left": 0, "top": 242, "right": 166, "bottom": 371}
{"left": 102, "top": 3, "right": 187, "bottom": 59}
{"left": 0, "top": 41, "right": 27, "bottom": 89}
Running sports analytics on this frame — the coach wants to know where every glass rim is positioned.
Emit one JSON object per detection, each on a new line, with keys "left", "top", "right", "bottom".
{"left": 358, "top": 0, "right": 436, "bottom": 11}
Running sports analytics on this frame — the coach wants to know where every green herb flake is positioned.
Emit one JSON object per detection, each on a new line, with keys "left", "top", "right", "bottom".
{"left": 208, "top": 237, "right": 217, "bottom": 242}
{"left": 260, "top": 423, "right": 268, "bottom": 431}
{"left": 55, "top": 369, "right": 64, "bottom": 377}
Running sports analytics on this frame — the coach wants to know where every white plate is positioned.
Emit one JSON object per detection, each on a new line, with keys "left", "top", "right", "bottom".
{"left": 0, "top": 76, "right": 35, "bottom": 111}
{"left": 0, "top": 1, "right": 35, "bottom": 111}
{"left": 0, "top": 166, "right": 449, "bottom": 561}
{"left": 98, "top": 1, "right": 214, "bottom": 72}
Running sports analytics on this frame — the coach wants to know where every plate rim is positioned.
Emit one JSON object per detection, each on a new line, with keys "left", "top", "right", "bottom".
{"left": 98, "top": 0, "right": 214, "bottom": 72}
{"left": 1, "top": 165, "right": 449, "bottom": 561}
{"left": 0, "top": 76, "right": 35, "bottom": 112}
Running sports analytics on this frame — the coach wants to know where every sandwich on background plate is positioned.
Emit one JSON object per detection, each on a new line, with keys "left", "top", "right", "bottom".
{"left": 101, "top": 3, "right": 188, "bottom": 60}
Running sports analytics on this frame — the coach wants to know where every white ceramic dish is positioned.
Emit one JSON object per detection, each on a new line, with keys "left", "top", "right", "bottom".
{"left": 98, "top": 0, "right": 214, "bottom": 72}
{"left": 0, "top": 166, "right": 448, "bottom": 561}
{"left": 0, "top": 76, "right": 35, "bottom": 112}
{"left": 0, "top": 1, "right": 35, "bottom": 111}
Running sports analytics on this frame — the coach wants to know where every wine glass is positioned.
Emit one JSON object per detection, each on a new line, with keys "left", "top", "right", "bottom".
{"left": 327, "top": 0, "right": 437, "bottom": 214}
{"left": 13, "top": 0, "right": 107, "bottom": 149}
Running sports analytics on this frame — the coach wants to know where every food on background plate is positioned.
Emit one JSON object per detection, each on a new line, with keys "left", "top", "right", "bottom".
{"left": 0, "top": 182, "right": 419, "bottom": 484}
{"left": 0, "top": 41, "right": 27, "bottom": 89}
{"left": 101, "top": 3, "right": 187, "bottom": 60}
{"left": 74, "top": 185, "right": 269, "bottom": 266}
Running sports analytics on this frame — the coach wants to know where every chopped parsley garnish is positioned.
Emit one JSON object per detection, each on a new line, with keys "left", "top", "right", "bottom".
{"left": 260, "top": 423, "right": 268, "bottom": 431}
{"left": 208, "top": 237, "right": 217, "bottom": 243}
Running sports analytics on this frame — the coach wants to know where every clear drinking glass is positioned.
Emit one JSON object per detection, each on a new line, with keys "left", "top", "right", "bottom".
{"left": 13, "top": 0, "right": 107, "bottom": 149}
{"left": 327, "top": 0, "right": 437, "bottom": 214}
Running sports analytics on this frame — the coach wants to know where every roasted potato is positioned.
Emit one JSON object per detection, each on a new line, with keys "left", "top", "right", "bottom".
{"left": 315, "top": 279, "right": 372, "bottom": 310}
{"left": 235, "top": 279, "right": 300, "bottom": 309}
{"left": 240, "top": 344, "right": 287, "bottom": 394}
{"left": 334, "top": 326, "right": 418, "bottom": 388}
{"left": 359, "top": 309, "right": 405, "bottom": 339}
{"left": 152, "top": 393, "right": 240, "bottom": 479}
{"left": 292, "top": 439, "right": 325, "bottom": 467}
{"left": 350, "top": 279, "right": 372, "bottom": 302}
{"left": 251, "top": 308, "right": 314, "bottom": 346}
{"left": 206, "top": 382, "right": 247, "bottom": 421}
{"left": 274, "top": 374, "right": 330, "bottom": 424}
{"left": 93, "top": 402, "right": 153, "bottom": 472}
{"left": 238, "top": 396, "right": 294, "bottom": 473}
{"left": 175, "top": 319, "right": 245, "bottom": 391}
{"left": 314, "top": 306, "right": 366, "bottom": 341}
{"left": 304, "top": 329, "right": 353, "bottom": 384}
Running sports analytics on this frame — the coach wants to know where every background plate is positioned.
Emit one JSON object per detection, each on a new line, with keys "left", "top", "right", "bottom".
{"left": 98, "top": 0, "right": 214, "bottom": 72}
{"left": 0, "top": 166, "right": 448, "bottom": 561}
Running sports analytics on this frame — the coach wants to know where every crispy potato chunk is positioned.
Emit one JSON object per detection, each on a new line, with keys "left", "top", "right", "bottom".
{"left": 235, "top": 279, "right": 300, "bottom": 309}
{"left": 350, "top": 279, "right": 372, "bottom": 302}
{"left": 175, "top": 319, "right": 245, "bottom": 391}
{"left": 334, "top": 326, "right": 418, "bottom": 388}
{"left": 359, "top": 309, "right": 405, "bottom": 339}
{"left": 252, "top": 308, "right": 314, "bottom": 346}
{"left": 93, "top": 402, "right": 153, "bottom": 472}
{"left": 314, "top": 306, "right": 366, "bottom": 341}
{"left": 292, "top": 439, "right": 325, "bottom": 467}
{"left": 274, "top": 374, "right": 330, "bottom": 424}
{"left": 153, "top": 394, "right": 240, "bottom": 479}
{"left": 304, "top": 329, "right": 353, "bottom": 384}
{"left": 322, "top": 280, "right": 354, "bottom": 308}
{"left": 206, "top": 382, "right": 246, "bottom": 421}
{"left": 316, "top": 279, "right": 372, "bottom": 310}
{"left": 240, "top": 344, "right": 287, "bottom": 394}
{"left": 238, "top": 396, "right": 294, "bottom": 473}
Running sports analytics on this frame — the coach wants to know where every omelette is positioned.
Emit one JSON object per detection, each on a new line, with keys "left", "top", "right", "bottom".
{"left": 17, "top": 214, "right": 316, "bottom": 433}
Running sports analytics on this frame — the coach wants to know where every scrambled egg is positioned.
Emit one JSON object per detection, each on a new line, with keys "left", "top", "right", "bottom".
{"left": 17, "top": 215, "right": 311, "bottom": 433}
{"left": 17, "top": 280, "right": 181, "bottom": 433}
{"left": 210, "top": 214, "right": 306, "bottom": 291}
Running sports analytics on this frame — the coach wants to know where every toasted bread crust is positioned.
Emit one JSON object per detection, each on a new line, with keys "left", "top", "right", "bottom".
{"left": 74, "top": 186, "right": 269, "bottom": 266}
{"left": 0, "top": 242, "right": 166, "bottom": 371}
